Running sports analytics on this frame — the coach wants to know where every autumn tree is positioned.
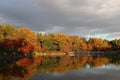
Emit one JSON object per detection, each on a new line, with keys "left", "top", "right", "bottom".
{"left": 0, "top": 25, "right": 4, "bottom": 40}
{"left": 0, "top": 25, "right": 39, "bottom": 55}
{"left": 88, "top": 38, "right": 111, "bottom": 51}
{"left": 14, "top": 28, "right": 37, "bottom": 45}
{"left": 3, "top": 24, "right": 15, "bottom": 37}
{"left": 0, "top": 24, "right": 16, "bottom": 42}
{"left": 37, "top": 33, "right": 44, "bottom": 42}
{"left": 52, "top": 33, "right": 71, "bottom": 52}
{"left": 13, "top": 28, "right": 39, "bottom": 52}
{"left": 70, "top": 36, "right": 87, "bottom": 52}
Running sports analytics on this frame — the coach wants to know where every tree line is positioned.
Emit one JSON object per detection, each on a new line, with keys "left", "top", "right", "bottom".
{"left": 0, "top": 24, "right": 120, "bottom": 56}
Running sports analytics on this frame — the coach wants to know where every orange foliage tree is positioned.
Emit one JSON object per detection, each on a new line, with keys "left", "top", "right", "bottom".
{"left": 88, "top": 38, "right": 111, "bottom": 51}
{"left": 13, "top": 28, "right": 39, "bottom": 53}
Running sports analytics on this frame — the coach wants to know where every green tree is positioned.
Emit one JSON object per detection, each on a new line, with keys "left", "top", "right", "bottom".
{"left": 42, "top": 40, "right": 53, "bottom": 51}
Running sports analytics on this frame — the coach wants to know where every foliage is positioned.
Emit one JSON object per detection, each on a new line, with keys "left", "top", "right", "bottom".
{"left": 0, "top": 24, "right": 119, "bottom": 55}
{"left": 88, "top": 38, "right": 111, "bottom": 51}
{"left": 0, "top": 24, "right": 40, "bottom": 57}
{"left": 14, "top": 28, "right": 37, "bottom": 47}
{"left": 42, "top": 40, "right": 53, "bottom": 51}
{"left": 41, "top": 58, "right": 54, "bottom": 68}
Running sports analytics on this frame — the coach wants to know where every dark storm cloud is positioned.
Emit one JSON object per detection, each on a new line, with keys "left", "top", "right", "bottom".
{"left": 0, "top": 0, "right": 120, "bottom": 38}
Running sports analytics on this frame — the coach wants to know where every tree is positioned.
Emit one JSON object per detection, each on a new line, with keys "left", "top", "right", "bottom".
{"left": 0, "top": 25, "right": 4, "bottom": 41}
{"left": 14, "top": 28, "right": 38, "bottom": 51}
{"left": 37, "top": 33, "right": 44, "bottom": 42}
{"left": 52, "top": 33, "right": 70, "bottom": 51}
{"left": 69, "top": 36, "right": 87, "bottom": 52}
{"left": 0, "top": 38, "right": 34, "bottom": 54}
{"left": 88, "top": 38, "right": 111, "bottom": 51}
{"left": 0, "top": 24, "right": 15, "bottom": 40}
{"left": 3, "top": 24, "right": 15, "bottom": 37}
{"left": 110, "top": 39, "right": 120, "bottom": 50}
{"left": 42, "top": 40, "right": 53, "bottom": 51}
{"left": 0, "top": 26, "right": 39, "bottom": 55}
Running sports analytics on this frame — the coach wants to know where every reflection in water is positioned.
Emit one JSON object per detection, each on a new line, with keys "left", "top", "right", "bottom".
{"left": 0, "top": 56, "right": 120, "bottom": 80}
{"left": 0, "top": 57, "right": 36, "bottom": 80}
{"left": 30, "top": 66, "right": 120, "bottom": 80}
{"left": 37, "top": 56, "right": 110, "bottom": 73}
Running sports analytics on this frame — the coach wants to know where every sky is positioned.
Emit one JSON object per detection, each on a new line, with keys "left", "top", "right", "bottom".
{"left": 0, "top": 0, "right": 120, "bottom": 40}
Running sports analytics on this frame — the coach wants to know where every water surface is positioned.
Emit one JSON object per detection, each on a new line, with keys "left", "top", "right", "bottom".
{"left": 0, "top": 56, "right": 120, "bottom": 80}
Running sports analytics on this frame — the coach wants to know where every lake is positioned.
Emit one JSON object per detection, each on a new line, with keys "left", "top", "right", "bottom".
{"left": 0, "top": 55, "right": 120, "bottom": 80}
{"left": 30, "top": 64, "right": 120, "bottom": 80}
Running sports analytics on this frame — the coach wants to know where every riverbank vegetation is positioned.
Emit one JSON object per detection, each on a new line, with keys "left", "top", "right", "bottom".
{"left": 0, "top": 24, "right": 119, "bottom": 57}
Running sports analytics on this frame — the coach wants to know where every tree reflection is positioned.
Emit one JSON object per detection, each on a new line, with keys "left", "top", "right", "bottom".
{"left": 0, "top": 56, "right": 36, "bottom": 80}
{"left": 37, "top": 56, "right": 110, "bottom": 73}
{"left": 1, "top": 55, "right": 120, "bottom": 80}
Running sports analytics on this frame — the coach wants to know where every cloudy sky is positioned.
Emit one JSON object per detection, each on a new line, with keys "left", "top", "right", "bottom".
{"left": 0, "top": 0, "right": 120, "bottom": 40}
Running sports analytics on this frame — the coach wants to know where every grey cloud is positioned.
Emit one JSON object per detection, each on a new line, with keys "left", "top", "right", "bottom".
{"left": 0, "top": 0, "right": 120, "bottom": 38}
